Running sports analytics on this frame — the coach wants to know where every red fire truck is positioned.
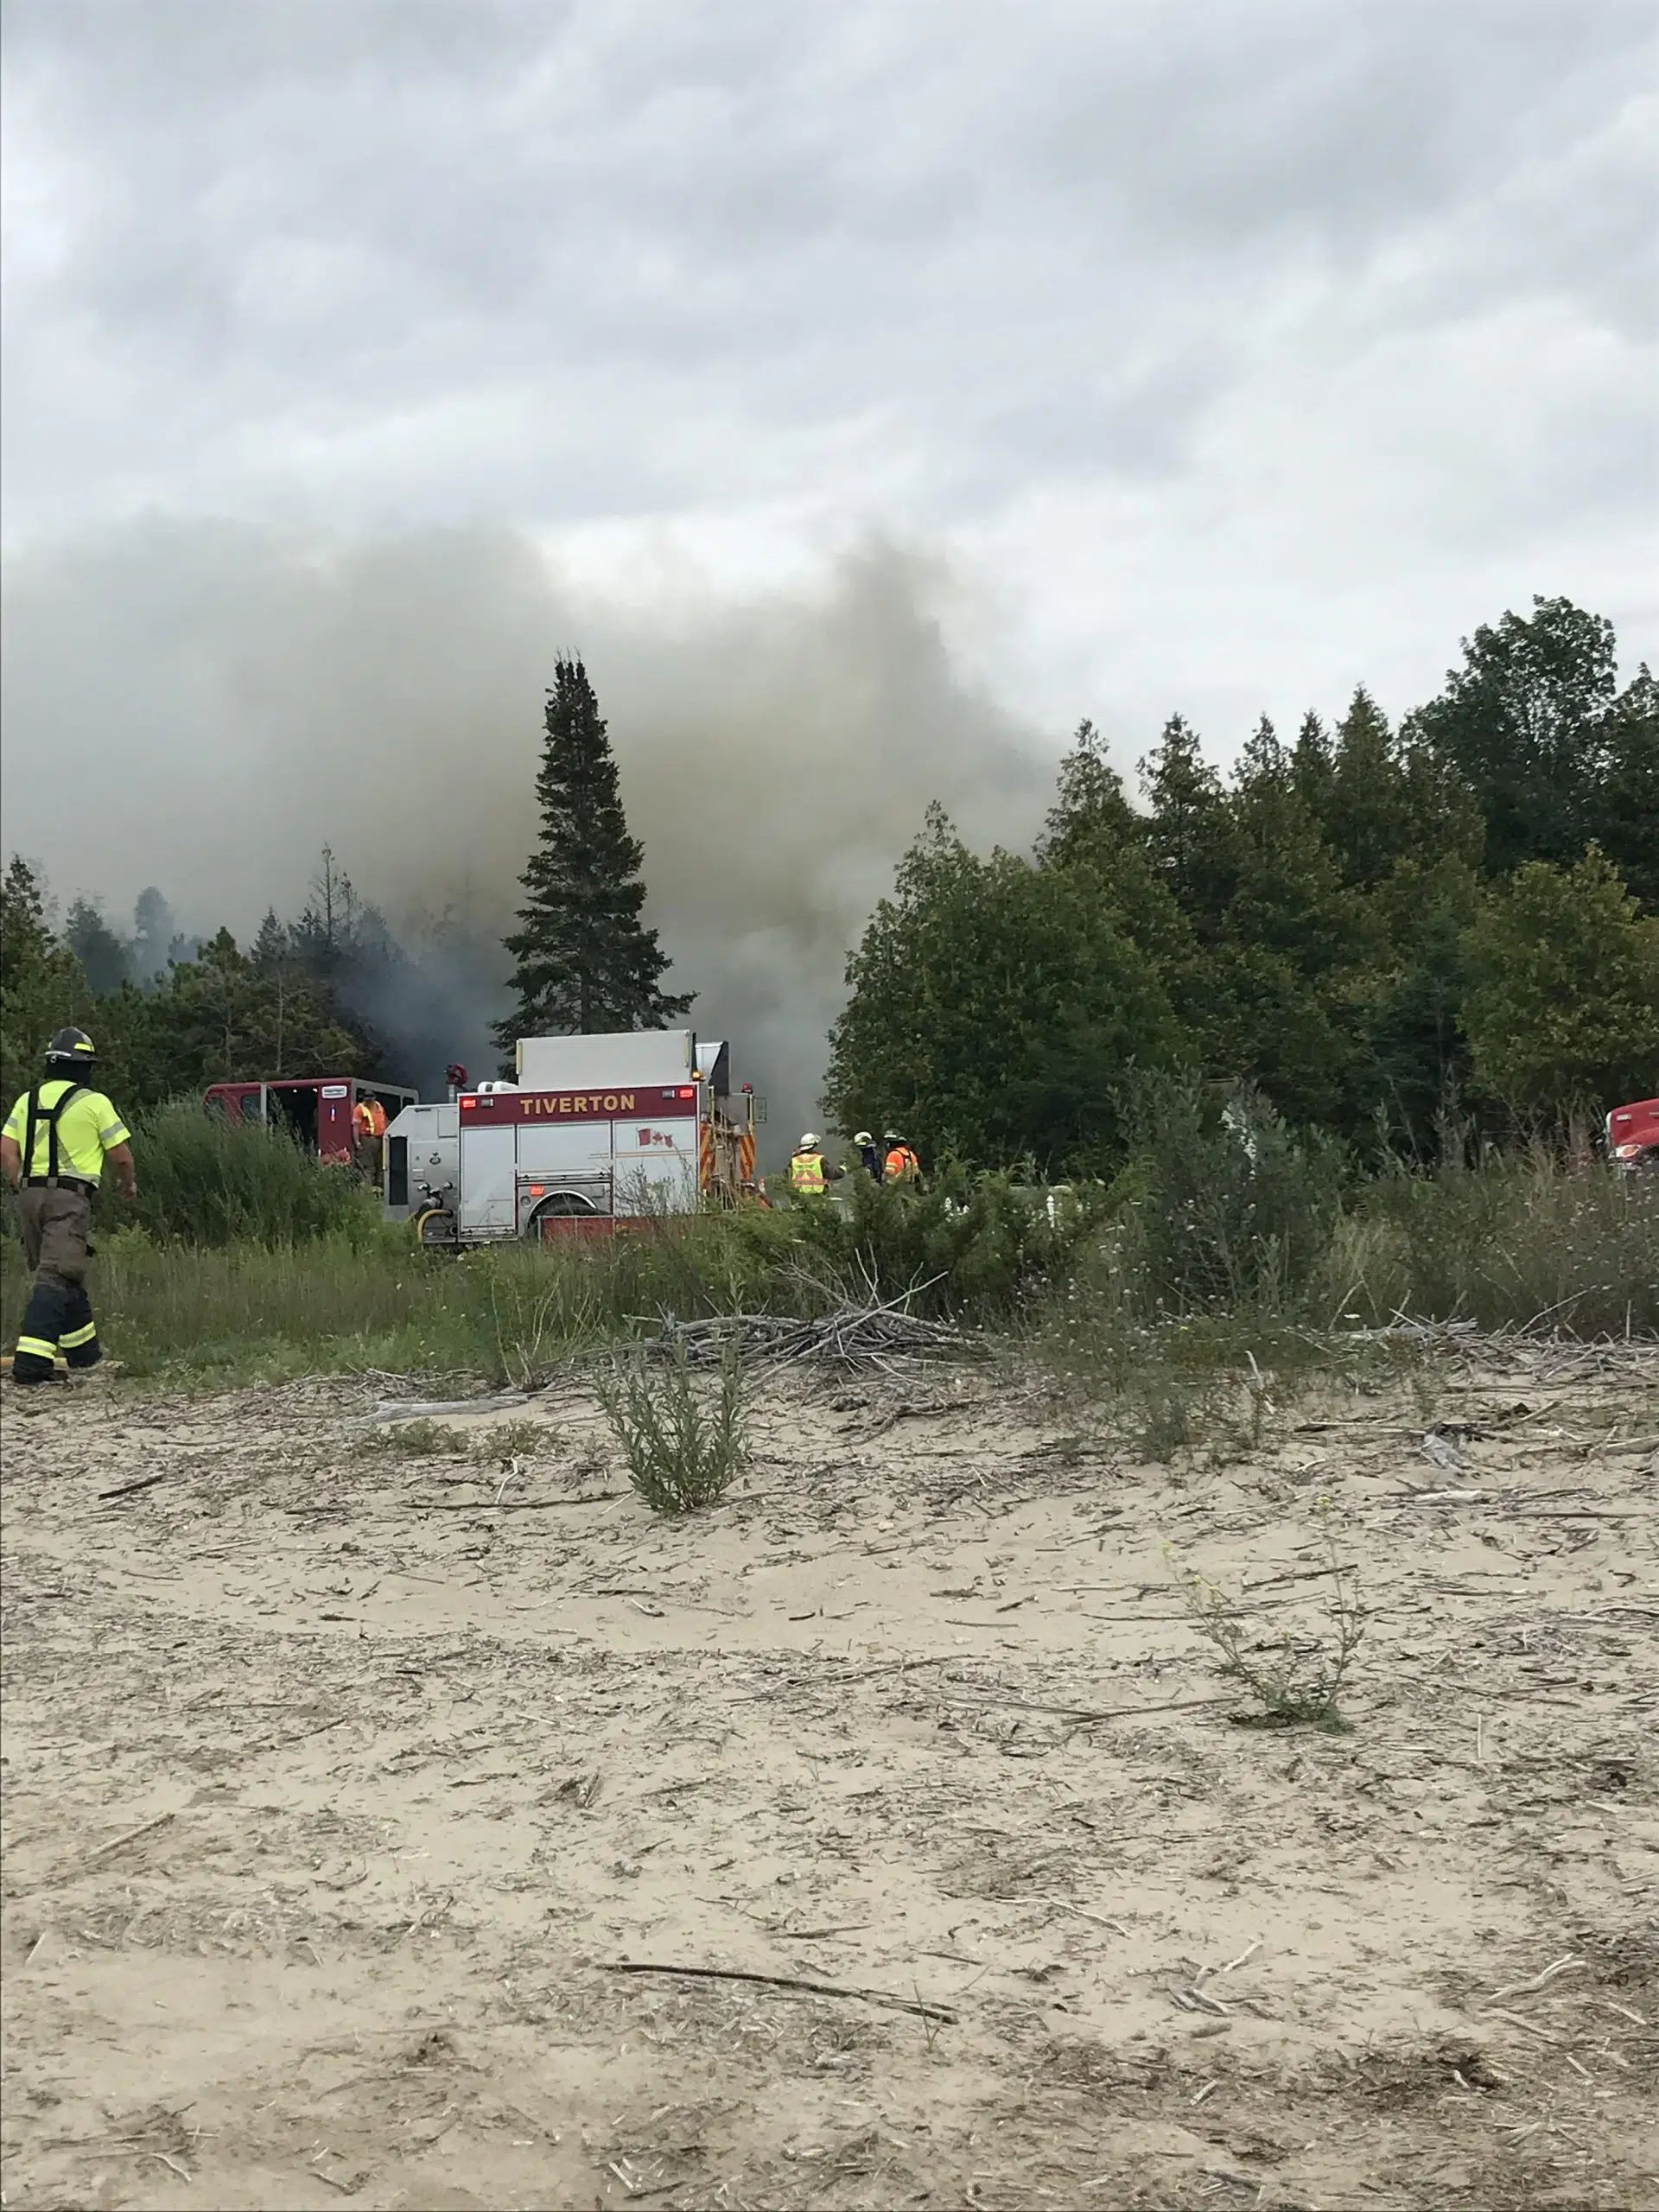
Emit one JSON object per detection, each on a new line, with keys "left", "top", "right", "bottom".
{"left": 390, "top": 1029, "right": 761, "bottom": 1246}
{"left": 1605, "top": 1096, "right": 1659, "bottom": 1173}
{"left": 205, "top": 1075, "right": 416, "bottom": 1164}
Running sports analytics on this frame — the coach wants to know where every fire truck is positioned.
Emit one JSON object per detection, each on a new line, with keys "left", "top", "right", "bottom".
{"left": 205, "top": 1075, "right": 416, "bottom": 1163}
{"left": 1606, "top": 1096, "right": 1659, "bottom": 1174}
{"left": 385, "top": 1029, "right": 762, "bottom": 1247}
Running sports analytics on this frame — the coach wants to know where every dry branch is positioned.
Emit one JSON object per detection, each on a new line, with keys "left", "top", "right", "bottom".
{"left": 604, "top": 1959, "right": 955, "bottom": 2023}
{"left": 639, "top": 1290, "right": 976, "bottom": 1372}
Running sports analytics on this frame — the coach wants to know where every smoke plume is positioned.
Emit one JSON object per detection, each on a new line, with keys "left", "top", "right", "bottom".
{"left": 0, "top": 521, "right": 1052, "bottom": 1146}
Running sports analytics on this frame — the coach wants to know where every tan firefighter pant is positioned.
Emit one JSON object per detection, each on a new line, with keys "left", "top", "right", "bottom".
{"left": 18, "top": 1184, "right": 95, "bottom": 1285}
{"left": 11, "top": 1184, "right": 99, "bottom": 1383}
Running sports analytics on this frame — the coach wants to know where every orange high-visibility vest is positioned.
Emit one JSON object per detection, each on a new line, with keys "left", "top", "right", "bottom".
{"left": 884, "top": 1145, "right": 919, "bottom": 1185}
{"left": 790, "top": 1148, "right": 827, "bottom": 1195}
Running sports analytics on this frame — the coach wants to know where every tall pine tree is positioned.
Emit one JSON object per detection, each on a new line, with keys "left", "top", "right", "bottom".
{"left": 494, "top": 658, "right": 692, "bottom": 1060}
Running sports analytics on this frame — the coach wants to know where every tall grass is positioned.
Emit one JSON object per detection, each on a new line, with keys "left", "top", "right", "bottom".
{"left": 1035, "top": 1080, "right": 1657, "bottom": 1446}
{"left": 1329, "top": 1146, "right": 1659, "bottom": 1335}
{"left": 111, "top": 1100, "right": 378, "bottom": 1247}
{"left": 3, "top": 1086, "right": 1652, "bottom": 1391}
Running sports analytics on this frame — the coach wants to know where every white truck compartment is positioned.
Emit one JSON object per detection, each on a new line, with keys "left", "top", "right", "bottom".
{"left": 516, "top": 1028, "right": 694, "bottom": 1090}
{"left": 383, "top": 1101, "right": 460, "bottom": 1219}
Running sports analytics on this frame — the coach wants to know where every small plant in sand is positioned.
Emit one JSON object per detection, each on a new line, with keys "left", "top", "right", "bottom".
{"left": 484, "top": 1419, "right": 556, "bottom": 1459}
{"left": 353, "top": 1417, "right": 466, "bottom": 1458}
{"left": 1167, "top": 1510, "right": 1366, "bottom": 1730}
{"left": 596, "top": 1338, "right": 748, "bottom": 1513}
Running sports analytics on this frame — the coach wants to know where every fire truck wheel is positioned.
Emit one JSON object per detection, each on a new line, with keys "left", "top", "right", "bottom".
{"left": 413, "top": 1205, "right": 458, "bottom": 1248}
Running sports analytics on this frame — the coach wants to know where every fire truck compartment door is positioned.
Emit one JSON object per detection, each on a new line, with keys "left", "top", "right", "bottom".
{"left": 613, "top": 1116, "right": 699, "bottom": 1211}
{"left": 514, "top": 1122, "right": 615, "bottom": 1212}
{"left": 460, "top": 1127, "right": 518, "bottom": 1233}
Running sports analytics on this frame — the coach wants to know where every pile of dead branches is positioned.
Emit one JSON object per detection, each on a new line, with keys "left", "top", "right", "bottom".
{"left": 642, "top": 1289, "right": 976, "bottom": 1371}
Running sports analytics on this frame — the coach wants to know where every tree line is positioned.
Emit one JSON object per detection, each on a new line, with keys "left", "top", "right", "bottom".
{"left": 826, "top": 596, "right": 1658, "bottom": 1171}
{"left": 0, "top": 846, "right": 434, "bottom": 1116}
{"left": 3, "top": 595, "right": 1655, "bottom": 1165}
{"left": 0, "top": 657, "right": 689, "bottom": 1115}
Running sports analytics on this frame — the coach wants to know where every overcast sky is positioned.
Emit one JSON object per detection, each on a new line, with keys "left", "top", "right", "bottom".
{"left": 2, "top": 0, "right": 1655, "bottom": 1101}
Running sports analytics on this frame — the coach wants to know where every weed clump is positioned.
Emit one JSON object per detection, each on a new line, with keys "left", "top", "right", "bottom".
{"left": 353, "top": 1417, "right": 465, "bottom": 1457}
{"left": 1167, "top": 1516, "right": 1367, "bottom": 1730}
{"left": 597, "top": 1340, "right": 748, "bottom": 1513}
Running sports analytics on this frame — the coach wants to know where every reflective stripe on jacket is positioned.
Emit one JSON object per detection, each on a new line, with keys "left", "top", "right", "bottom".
{"left": 884, "top": 1146, "right": 919, "bottom": 1185}
{"left": 790, "top": 1148, "right": 827, "bottom": 1194}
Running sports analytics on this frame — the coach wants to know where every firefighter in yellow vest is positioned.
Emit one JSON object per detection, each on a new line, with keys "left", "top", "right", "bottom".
{"left": 883, "top": 1130, "right": 922, "bottom": 1185}
{"left": 2, "top": 1029, "right": 137, "bottom": 1387}
{"left": 788, "top": 1132, "right": 842, "bottom": 1198}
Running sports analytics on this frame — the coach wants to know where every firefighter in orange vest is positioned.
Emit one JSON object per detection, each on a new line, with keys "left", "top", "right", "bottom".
{"left": 883, "top": 1130, "right": 921, "bottom": 1185}
{"left": 353, "top": 1094, "right": 387, "bottom": 1173}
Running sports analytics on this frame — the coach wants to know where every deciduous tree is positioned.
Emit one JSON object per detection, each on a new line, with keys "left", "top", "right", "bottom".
{"left": 1461, "top": 848, "right": 1659, "bottom": 1119}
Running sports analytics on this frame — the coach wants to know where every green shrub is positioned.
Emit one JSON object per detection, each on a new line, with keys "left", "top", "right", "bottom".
{"left": 789, "top": 1168, "right": 1099, "bottom": 1321}
{"left": 109, "top": 1099, "right": 378, "bottom": 1248}
{"left": 596, "top": 1339, "right": 748, "bottom": 1513}
{"left": 1112, "top": 1074, "right": 1349, "bottom": 1319}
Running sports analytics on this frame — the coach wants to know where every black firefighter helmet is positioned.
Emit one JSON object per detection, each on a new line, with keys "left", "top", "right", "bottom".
{"left": 45, "top": 1027, "right": 98, "bottom": 1074}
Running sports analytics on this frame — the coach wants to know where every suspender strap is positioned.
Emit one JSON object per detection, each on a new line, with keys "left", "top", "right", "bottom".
{"left": 22, "top": 1084, "right": 86, "bottom": 1182}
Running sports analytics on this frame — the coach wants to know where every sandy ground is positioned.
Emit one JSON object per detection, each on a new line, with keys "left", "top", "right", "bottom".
{"left": 1, "top": 1339, "right": 1656, "bottom": 2212}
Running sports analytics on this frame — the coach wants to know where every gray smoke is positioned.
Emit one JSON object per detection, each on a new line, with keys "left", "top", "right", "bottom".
{"left": 0, "top": 520, "right": 1051, "bottom": 1148}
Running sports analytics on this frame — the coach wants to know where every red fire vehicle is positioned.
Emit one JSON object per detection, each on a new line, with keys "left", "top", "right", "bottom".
{"left": 1605, "top": 1096, "right": 1659, "bottom": 1173}
{"left": 392, "top": 1029, "right": 762, "bottom": 1246}
{"left": 205, "top": 1076, "right": 416, "bottom": 1165}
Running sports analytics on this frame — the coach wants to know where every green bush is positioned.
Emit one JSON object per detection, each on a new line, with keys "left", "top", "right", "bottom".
{"left": 596, "top": 1339, "right": 748, "bottom": 1513}
{"left": 1108, "top": 1075, "right": 1349, "bottom": 1319}
{"left": 788, "top": 1168, "right": 1099, "bottom": 1321}
{"left": 109, "top": 1099, "right": 378, "bottom": 1247}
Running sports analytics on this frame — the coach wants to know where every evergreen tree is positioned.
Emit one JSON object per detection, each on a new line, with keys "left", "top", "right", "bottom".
{"left": 130, "top": 887, "right": 178, "bottom": 983}
{"left": 1039, "top": 719, "right": 1137, "bottom": 868}
{"left": 62, "top": 897, "right": 130, "bottom": 995}
{"left": 1319, "top": 689, "right": 1404, "bottom": 887}
{"left": 494, "top": 658, "right": 692, "bottom": 1058}
{"left": 288, "top": 846, "right": 358, "bottom": 987}
{"left": 1236, "top": 714, "right": 1290, "bottom": 789}
{"left": 1315, "top": 687, "right": 1482, "bottom": 890}
{"left": 826, "top": 807, "right": 1185, "bottom": 1173}
{"left": 1, "top": 857, "right": 90, "bottom": 1111}
{"left": 1587, "top": 665, "right": 1659, "bottom": 910}
{"left": 251, "top": 910, "right": 292, "bottom": 977}
{"left": 98, "top": 926, "right": 363, "bottom": 1106}
{"left": 1289, "top": 710, "right": 1335, "bottom": 819}
{"left": 1356, "top": 855, "right": 1481, "bottom": 1153}
{"left": 1138, "top": 714, "right": 1236, "bottom": 933}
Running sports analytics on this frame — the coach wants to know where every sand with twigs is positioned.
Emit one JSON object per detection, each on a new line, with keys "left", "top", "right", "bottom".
{"left": 2, "top": 1339, "right": 1655, "bottom": 2210}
